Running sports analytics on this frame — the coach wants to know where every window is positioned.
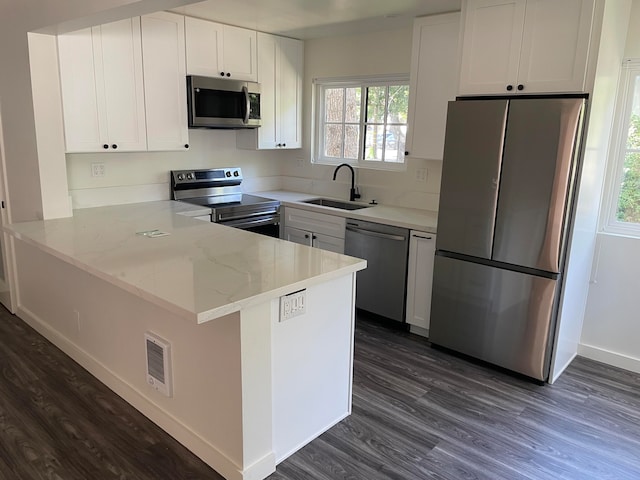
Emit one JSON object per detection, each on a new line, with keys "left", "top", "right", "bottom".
{"left": 313, "top": 76, "right": 409, "bottom": 169}
{"left": 604, "top": 60, "right": 640, "bottom": 236}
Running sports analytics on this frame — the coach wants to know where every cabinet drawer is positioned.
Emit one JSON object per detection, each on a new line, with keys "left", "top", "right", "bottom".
{"left": 283, "top": 207, "right": 346, "bottom": 239}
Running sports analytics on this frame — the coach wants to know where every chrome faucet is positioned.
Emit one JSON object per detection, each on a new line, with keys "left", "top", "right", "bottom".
{"left": 332, "top": 163, "right": 361, "bottom": 202}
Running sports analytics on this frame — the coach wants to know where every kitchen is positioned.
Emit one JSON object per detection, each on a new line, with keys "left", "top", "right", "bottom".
{"left": 1, "top": 0, "right": 640, "bottom": 479}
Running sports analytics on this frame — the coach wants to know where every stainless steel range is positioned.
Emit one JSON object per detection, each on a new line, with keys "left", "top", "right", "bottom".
{"left": 171, "top": 168, "right": 280, "bottom": 237}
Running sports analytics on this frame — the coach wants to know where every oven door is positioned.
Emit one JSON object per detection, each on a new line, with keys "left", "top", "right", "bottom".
{"left": 221, "top": 214, "right": 280, "bottom": 238}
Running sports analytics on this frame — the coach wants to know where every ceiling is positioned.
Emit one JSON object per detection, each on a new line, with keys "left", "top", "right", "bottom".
{"left": 169, "top": 0, "right": 462, "bottom": 39}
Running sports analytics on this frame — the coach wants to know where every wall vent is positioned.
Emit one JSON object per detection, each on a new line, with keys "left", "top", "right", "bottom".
{"left": 144, "top": 332, "right": 173, "bottom": 397}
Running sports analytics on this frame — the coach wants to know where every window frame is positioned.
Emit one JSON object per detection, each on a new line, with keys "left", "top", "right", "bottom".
{"left": 602, "top": 59, "right": 640, "bottom": 237}
{"left": 312, "top": 75, "right": 410, "bottom": 171}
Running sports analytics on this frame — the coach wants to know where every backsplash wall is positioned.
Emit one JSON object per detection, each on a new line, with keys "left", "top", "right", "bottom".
{"left": 66, "top": 129, "right": 286, "bottom": 208}
{"left": 280, "top": 24, "right": 444, "bottom": 212}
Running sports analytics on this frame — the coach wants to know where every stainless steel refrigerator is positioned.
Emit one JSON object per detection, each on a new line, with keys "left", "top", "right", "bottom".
{"left": 429, "top": 97, "right": 585, "bottom": 381}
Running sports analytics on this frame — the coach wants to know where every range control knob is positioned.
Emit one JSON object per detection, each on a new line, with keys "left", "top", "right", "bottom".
{"left": 177, "top": 173, "right": 184, "bottom": 181}
{"left": 186, "top": 173, "right": 194, "bottom": 180}
{"left": 226, "top": 171, "right": 232, "bottom": 177}
{"left": 233, "top": 171, "right": 239, "bottom": 177}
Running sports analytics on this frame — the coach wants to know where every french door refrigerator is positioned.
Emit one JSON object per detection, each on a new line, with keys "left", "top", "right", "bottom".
{"left": 429, "top": 96, "right": 585, "bottom": 381}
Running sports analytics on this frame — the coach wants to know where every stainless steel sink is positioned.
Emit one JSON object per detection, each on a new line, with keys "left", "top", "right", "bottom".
{"left": 302, "top": 198, "right": 370, "bottom": 210}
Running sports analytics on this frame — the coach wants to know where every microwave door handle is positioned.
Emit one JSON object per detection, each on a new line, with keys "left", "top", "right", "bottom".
{"left": 242, "top": 85, "right": 250, "bottom": 124}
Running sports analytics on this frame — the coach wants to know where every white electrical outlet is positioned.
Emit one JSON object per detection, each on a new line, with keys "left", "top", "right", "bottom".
{"left": 416, "top": 168, "right": 427, "bottom": 183}
{"left": 280, "top": 289, "right": 306, "bottom": 322}
{"left": 91, "top": 162, "right": 106, "bottom": 177}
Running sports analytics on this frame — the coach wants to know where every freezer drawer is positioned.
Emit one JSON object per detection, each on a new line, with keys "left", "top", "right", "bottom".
{"left": 429, "top": 255, "right": 558, "bottom": 380}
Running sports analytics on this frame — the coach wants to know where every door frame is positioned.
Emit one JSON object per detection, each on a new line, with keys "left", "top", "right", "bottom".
{"left": 0, "top": 99, "right": 17, "bottom": 313}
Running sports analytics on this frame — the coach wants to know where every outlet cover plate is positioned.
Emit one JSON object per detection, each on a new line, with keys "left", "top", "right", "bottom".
{"left": 280, "top": 289, "right": 306, "bottom": 322}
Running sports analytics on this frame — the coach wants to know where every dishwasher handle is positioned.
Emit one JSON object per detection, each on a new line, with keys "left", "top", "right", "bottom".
{"left": 346, "top": 225, "right": 406, "bottom": 242}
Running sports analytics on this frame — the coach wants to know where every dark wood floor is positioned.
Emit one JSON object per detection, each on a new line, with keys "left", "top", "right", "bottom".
{"left": 1, "top": 307, "right": 639, "bottom": 480}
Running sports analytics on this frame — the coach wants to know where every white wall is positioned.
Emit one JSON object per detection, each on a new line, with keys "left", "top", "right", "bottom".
{"left": 66, "top": 130, "right": 286, "bottom": 208}
{"left": 280, "top": 26, "right": 443, "bottom": 211}
{"left": 579, "top": 0, "right": 640, "bottom": 374}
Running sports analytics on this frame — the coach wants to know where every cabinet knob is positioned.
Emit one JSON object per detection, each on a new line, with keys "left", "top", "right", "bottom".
{"left": 103, "top": 144, "right": 109, "bottom": 149}
{"left": 506, "top": 85, "right": 513, "bottom": 91}
{"left": 282, "top": 143, "right": 286, "bottom": 147}
{"left": 517, "top": 84, "right": 524, "bottom": 91}
{"left": 276, "top": 143, "right": 281, "bottom": 147}
{"left": 220, "top": 72, "right": 225, "bottom": 76}
{"left": 184, "top": 144, "right": 189, "bottom": 149}
{"left": 312, "top": 235, "right": 317, "bottom": 240}
{"left": 111, "top": 144, "right": 118, "bottom": 149}
{"left": 404, "top": 151, "right": 409, "bottom": 156}
{"left": 226, "top": 72, "right": 231, "bottom": 77}
{"left": 304, "top": 234, "right": 310, "bottom": 239}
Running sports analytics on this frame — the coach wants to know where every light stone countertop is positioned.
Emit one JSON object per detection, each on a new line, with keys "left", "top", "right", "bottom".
{"left": 6, "top": 201, "right": 366, "bottom": 324}
{"left": 255, "top": 190, "right": 438, "bottom": 233}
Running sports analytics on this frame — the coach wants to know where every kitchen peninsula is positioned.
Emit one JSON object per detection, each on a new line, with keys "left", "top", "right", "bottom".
{"left": 5, "top": 200, "right": 366, "bottom": 480}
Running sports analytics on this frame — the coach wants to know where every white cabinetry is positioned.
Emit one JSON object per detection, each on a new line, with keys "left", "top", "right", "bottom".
{"left": 405, "top": 13, "right": 460, "bottom": 160}
{"left": 185, "top": 17, "right": 257, "bottom": 81}
{"left": 458, "top": 0, "right": 595, "bottom": 95}
{"left": 237, "top": 33, "right": 303, "bottom": 150}
{"left": 141, "top": 12, "right": 189, "bottom": 151}
{"left": 405, "top": 231, "right": 436, "bottom": 336}
{"left": 282, "top": 207, "right": 346, "bottom": 254}
{"left": 58, "top": 18, "right": 147, "bottom": 152}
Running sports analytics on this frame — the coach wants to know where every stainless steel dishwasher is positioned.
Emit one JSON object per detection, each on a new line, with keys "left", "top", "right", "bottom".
{"left": 345, "top": 219, "right": 410, "bottom": 324}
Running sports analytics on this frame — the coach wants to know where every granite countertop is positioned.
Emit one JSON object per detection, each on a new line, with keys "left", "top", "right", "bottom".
{"left": 6, "top": 201, "right": 366, "bottom": 323}
{"left": 255, "top": 190, "right": 438, "bottom": 233}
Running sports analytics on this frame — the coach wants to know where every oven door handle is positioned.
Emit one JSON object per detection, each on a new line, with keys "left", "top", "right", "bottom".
{"left": 222, "top": 215, "right": 279, "bottom": 229}
{"left": 216, "top": 208, "right": 279, "bottom": 222}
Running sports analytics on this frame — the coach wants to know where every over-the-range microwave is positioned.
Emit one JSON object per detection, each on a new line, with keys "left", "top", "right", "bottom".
{"left": 186, "top": 75, "right": 261, "bottom": 129}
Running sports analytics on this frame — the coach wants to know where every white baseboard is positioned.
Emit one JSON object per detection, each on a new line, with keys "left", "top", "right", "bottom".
{"left": 578, "top": 343, "right": 640, "bottom": 374}
{"left": 16, "top": 304, "right": 272, "bottom": 480}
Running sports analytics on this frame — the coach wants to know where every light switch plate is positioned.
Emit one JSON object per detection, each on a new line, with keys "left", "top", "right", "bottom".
{"left": 280, "top": 289, "right": 306, "bottom": 322}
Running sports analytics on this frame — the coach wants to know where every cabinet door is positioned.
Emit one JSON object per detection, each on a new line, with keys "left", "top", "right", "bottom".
{"left": 141, "top": 12, "right": 189, "bottom": 151}
{"left": 313, "top": 232, "right": 345, "bottom": 254}
{"left": 458, "top": 0, "right": 525, "bottom": 95}
{"left": 256, "top": 32, "right": 278, "bottom": 149}
{"left": 185, "top": 16, "right": 223, "bottom": 77}
{"left": 277, "top": 36, "right": 303, "bottom": 149}
{"left": 58, "top": 28, "right": 104, "bottom": 152}
{"left": 284, "top": 226, "right": 313, "bottom": 247}
{"left": 406, "top": 232, "right": 436, "bottom": 333}
{"left": 283, "top": 208, "right": 346, "bottom": 239}
{"left": 516, "top": 0, "right": 594, "bottom": 93}
{"left": 222, "top": 24, "right": 257, "bottom": 81}
{"left": 405, "top": 13, "right": 460, "bottom": 160}
{"left": 94, "top": 18, "right": 147, "bottom": 151}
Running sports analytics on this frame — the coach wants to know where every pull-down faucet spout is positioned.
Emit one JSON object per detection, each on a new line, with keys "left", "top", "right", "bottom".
{"left": 332, "top": 163, "right": 361, "bottom": 202}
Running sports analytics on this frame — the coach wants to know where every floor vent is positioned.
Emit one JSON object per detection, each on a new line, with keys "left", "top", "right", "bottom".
{"left": 145, "top": 332, "right": 173, "bottom": 397}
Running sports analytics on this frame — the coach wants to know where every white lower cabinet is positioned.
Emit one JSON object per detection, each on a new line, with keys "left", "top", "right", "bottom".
{"left": 405, "top": 231, "right": 436, "bottom": 336}
{"left": 282, "top": 207, "right": 346, "bottom": 254}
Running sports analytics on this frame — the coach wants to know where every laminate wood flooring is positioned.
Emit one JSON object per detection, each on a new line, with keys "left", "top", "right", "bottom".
{"left": 1, "top": 307, "right": 639, "bottom": 480}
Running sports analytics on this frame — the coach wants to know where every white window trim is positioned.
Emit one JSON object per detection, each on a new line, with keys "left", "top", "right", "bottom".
{"left": 311, "top": 74, "right": 410, "bottom": 172}
{"left": 601, "top": 59, "right": 640, "bottom": 238}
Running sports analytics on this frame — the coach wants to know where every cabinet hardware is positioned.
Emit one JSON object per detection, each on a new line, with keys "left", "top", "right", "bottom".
{"left": 506, "top": 85, "right": 513, "bottom": 91}
{"left": 112, "top": 144, "right": 118, "bottom": 149}
{"left": 103, "top": 144, "right": 109, "bottom": 149}
{"left": 517, "top": 84, "right": 524, "bottom": 91}
{"left": 404, "top": 151, "right": 409, "bottom": 156}
{"left": 184, "top": 144, "right": 189, "bottom": 149}
{"left": 413, "top": 235, "right": 432, "bottom": 240}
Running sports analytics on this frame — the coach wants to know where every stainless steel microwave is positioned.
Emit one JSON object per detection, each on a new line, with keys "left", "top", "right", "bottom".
{"left": 186, "top": 75, "right": 261, "bottom": 129}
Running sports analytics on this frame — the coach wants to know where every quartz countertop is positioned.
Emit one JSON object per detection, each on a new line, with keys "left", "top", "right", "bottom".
{"left": 255, "top": 190, "right": 438, "bottom": 233}
{"left": 6, "top": 201, "right": 366, "bottom": 323}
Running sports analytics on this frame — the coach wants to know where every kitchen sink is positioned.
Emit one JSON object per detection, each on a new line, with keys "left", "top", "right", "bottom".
{"left": 302, "top": 198, "right": 370, "bottom": 210}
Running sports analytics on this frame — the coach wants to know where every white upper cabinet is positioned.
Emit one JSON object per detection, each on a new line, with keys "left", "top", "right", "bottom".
{"left": 458, "top": 0, "right": 596, "bottom": 95}
{"left": 185, "top": 17, "right": 257, "bottom": 81}
{"left": 238, "top": 32, "right": 303, "bottom": 150}
{"left": 59, "top": 18, "right": 147, "bottom": 152}
{"left": 141, "top": 12, "right": 190, "bottom": 151}
{"left": 405, "top": 13, "right": 460, "bottom": 160}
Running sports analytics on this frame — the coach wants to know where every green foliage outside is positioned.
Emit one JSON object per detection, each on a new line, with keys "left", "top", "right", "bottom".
{"left": 617, "top": 113, "right": 640, "bottom": 223}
